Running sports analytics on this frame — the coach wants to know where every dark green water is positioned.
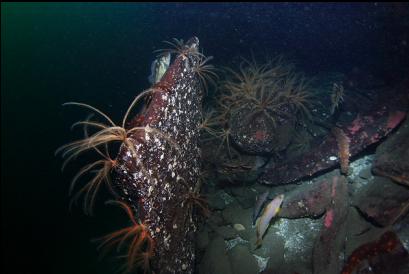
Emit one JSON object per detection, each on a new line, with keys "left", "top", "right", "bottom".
{"left": 2, "top": 3, "right": 408, "bottom": 274}
{"left": 1, "top": 4, "right": 163, "bottom": 274}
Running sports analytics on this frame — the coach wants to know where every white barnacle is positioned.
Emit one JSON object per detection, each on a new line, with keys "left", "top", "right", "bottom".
{"left": 329, "top": 156, "right": 338, "bottom": 161}
{"left": 173, "top": 223, "right": 178, "bottom": 229}
{"left": 160, "top": 153, "right": 164, "bottom": 160}
{"left": 164, "top": 233, "right": 171, "bottom": 249}
{"left": 172, "top": 171, "right": 175, "bottom": 178}
{"left": 148, "top": 185, "right": 153, "bottom": 196}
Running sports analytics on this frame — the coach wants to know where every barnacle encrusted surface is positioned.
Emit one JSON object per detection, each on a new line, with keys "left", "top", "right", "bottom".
{"left": 115, "top": 37, "right": 202, "bottom": 273}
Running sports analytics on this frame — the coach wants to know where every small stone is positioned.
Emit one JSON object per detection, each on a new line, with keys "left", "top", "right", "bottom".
{"left": 230, "top": 186, "right": 247, "bottom": 197}
{"left": 215, "top": 226, "right": 237, "bottom": 240}
{"left": 358, "top": 167, "right": 372, "bottom": 179}
{"left": 222, "top": 201, "right": 242, "bottom": 224}
{"left": 228, "top": 244, "right": 259, "bottom": 274}
{"left": 234, "top": 223, "right": 246, "bottom": 231}
{"left": 207, "top": 211, "right": 225, "bottom": 227}
{"left": 207, "top": 190, "right": 228, "bottom": 210}
{"left": 237, "top": 195, "right": 255, "bottom": 209}
{"left": 199, "top": 236, "right": 232, "bottom": 274}
{"left": 222, "top": 203, "right": 254, "bottom": 241}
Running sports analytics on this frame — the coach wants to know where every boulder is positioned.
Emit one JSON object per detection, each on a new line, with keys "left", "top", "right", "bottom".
{"left": 373, "top": 117, "right": 409, "bottom": 187}
{"left": 228, "top": 244, "right": 259, "bottom": 274}
{"left": 352, "top": 175, "right": 409, "bottom": 226}
{"left": 199, "top": 236, "right": 232, "bottom": 274}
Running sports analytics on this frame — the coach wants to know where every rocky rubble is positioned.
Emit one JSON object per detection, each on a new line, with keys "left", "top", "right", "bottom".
{"left": 197, "top": 121, "right": 409, "bottom": 273}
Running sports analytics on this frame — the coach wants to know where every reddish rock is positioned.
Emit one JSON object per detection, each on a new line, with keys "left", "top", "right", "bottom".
{"left": 312, "top": 176, "right": 349, "bottom": 274}
{"left": 279, "top": 179, "right": 332, "bottom": 219}
{"left": 341, "top": 230, "right": 409, "bottom": 274}
{"left": 352, "top": 176, "right": 409, "bottom": 227}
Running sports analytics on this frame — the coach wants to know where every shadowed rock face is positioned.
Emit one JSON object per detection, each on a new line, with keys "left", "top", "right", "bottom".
{"left": 259, "top": 84, "right": 408, "bottom": 185}
{"left": 115, "top": 37, "right": 203, "bottom": 273}
{"left": 352, "top": 175, "right": 409, "bottom": 227}
{"left": 373, "top": 117, "right": 409, "bottom": 187}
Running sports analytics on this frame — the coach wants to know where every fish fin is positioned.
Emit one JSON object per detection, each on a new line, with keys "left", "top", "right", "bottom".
{"left": 255, "top": 238, "right": 262, "bottom": 249}
{"left": 148, "top": 60, "right": 157, "bottom": 84}
{"left": 252, "top": 214, "right": 257, "bottom": 225}
{"left": 148, "top": 74, "right": 154, "bottom": 84}
{"left": 255, "top": 220, "right": 262, "bottom": 249}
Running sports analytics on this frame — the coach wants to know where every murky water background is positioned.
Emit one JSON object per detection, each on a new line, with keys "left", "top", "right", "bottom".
{"left": 2, "top": 3, "right": 408, "bottom": 274}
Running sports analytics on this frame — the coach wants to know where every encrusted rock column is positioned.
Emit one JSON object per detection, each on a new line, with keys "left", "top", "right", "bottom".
{"left": 115, "top": 37, "right": 203, "bottom": 273}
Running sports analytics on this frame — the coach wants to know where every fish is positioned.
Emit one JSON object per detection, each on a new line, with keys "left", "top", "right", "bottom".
{"left": 148, "top": 52, "right": 171, "bottom": 84}
{"left": 252, "top": 191, "right": 269, "bottom": 225}
{"left": 255, "top": 194, "right": 284, "bottom": 247}
{"left": 330, "top": 82, "right": 344, "bottom": 114}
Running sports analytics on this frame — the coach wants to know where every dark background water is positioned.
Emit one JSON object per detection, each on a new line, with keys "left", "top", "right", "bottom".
{"left": 2, "top": 3, "right": 408, "bottom": 274}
